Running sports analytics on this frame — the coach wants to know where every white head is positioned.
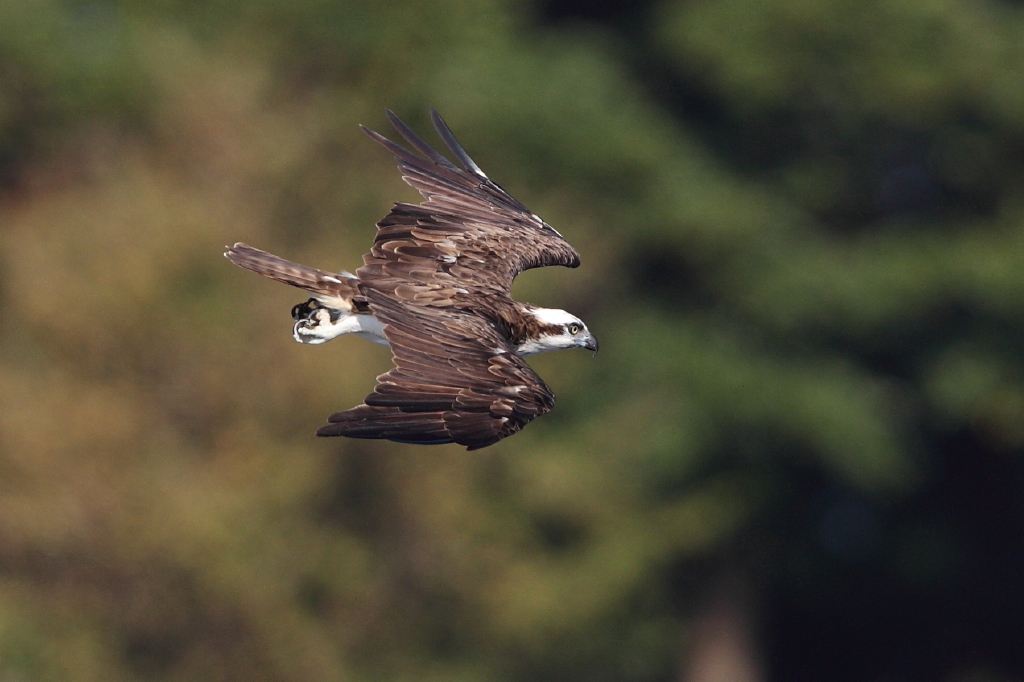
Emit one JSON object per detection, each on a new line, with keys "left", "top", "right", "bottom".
{"left": 516, "top": 306, "right": 598, "bottom": 357}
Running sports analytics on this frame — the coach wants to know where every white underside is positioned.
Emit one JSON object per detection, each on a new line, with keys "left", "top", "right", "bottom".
{"left": 293, "top": 309, "right": 389, "bottom": 346}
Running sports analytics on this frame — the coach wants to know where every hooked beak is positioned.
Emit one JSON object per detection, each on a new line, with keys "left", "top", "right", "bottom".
{"left": 582, "top": 331, "right": 599, "bottom": 355}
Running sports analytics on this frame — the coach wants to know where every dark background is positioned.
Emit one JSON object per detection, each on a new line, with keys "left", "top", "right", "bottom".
{"left": 1, "top": 0, "right": 1023, "bottom": 680}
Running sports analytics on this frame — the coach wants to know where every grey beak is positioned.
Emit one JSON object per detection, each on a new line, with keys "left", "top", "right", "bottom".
{"left": 583, "top": 332, "right": 599, "bottom": 354}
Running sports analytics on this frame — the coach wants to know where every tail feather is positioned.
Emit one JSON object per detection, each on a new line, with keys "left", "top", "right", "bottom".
{"left": 224, "top": 242, "right": 360, "bottom": 309}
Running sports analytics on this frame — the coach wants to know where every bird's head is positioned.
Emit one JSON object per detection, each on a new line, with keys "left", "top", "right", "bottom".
{"left": 516, "top": 306, "right": 598, "bottom": 357}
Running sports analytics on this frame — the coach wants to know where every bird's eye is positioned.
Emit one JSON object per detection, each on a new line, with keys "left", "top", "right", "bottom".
{"left": 569, "top": 323, "right": 581, "bottom": 335}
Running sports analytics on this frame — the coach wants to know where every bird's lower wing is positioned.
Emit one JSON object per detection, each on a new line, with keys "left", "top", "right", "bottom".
{"left": 316, "top": 288, "right": 554, "bottom": 450}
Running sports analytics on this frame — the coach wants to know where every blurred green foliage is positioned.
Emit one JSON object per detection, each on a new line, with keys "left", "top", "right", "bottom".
{"left": 1, "top": 0, "right": 1024, "bottom": 680}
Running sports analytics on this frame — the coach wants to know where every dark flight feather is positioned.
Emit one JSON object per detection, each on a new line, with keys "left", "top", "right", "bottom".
{"left": 429, "top": 109, "right": 488, "bottom": 177}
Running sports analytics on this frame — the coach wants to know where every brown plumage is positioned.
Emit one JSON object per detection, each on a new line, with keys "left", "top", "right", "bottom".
{"left": 225, "top": 109, "right": 594, "bottom": 449}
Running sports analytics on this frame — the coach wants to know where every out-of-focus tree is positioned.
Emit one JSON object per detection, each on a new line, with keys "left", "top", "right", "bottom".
{"left": 1, "top": 0, "right": 1023, "bottom": 681}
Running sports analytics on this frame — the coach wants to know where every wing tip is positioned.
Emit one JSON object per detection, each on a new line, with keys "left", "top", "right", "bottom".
{"left": 367, "top": 107, "right": 488, "bottom": 179}
{"left": 429, "top": 108, "right": 488, "bottom": 179}
{"left": 315, "top": 423, "right": 345, "bottom": 437}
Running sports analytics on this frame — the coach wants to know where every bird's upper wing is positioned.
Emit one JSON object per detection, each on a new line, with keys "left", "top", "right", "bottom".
{"left": 316, "top": 285, "right": 555, "bottom": 450}
{"left": 357, "top": 109, "right": 580, "bottom": 294}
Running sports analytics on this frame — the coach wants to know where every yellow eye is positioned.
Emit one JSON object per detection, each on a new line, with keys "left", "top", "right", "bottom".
{"left": 569, "top": 324, "right": 581, "bottom": 335}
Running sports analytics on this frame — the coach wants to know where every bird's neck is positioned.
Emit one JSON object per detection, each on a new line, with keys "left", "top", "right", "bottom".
{"left": 471, "top": 298, "right": 565, "bottom": 354}
{"left": 509, "top": 303, "right": 567, "bottom": 354}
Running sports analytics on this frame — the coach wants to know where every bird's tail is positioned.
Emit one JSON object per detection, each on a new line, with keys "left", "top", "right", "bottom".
{"left": 224, "top": 242, "right": 361, "bottom": 310}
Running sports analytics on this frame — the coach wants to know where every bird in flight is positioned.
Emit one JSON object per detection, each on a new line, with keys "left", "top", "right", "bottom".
{"left": 225, "top": 109, "right": 596, "bottom": 450}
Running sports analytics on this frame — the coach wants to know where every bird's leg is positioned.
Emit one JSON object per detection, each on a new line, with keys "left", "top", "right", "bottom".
{"left": 291, "top": 298, "right": 344, "bottom": 344}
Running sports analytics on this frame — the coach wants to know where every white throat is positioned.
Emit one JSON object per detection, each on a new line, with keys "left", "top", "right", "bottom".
{"left": 516, "top": 336, "right": 567, "bottom": 357}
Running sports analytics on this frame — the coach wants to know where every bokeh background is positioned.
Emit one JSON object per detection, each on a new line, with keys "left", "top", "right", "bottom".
{"left": 2, "top": 0, "right": 1024, "bottom": 680}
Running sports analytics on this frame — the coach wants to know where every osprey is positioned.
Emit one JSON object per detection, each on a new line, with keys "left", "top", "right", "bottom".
{"left": 225, "top": 109, "right": 596, "bottom": 450}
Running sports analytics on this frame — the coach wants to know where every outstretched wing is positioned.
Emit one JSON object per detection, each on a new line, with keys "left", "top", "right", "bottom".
{"left": 316, "top": 286, "right": 555, "bottom": 450}
{"left": 357, "top": 109, "right": 580, "bottom": 294}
